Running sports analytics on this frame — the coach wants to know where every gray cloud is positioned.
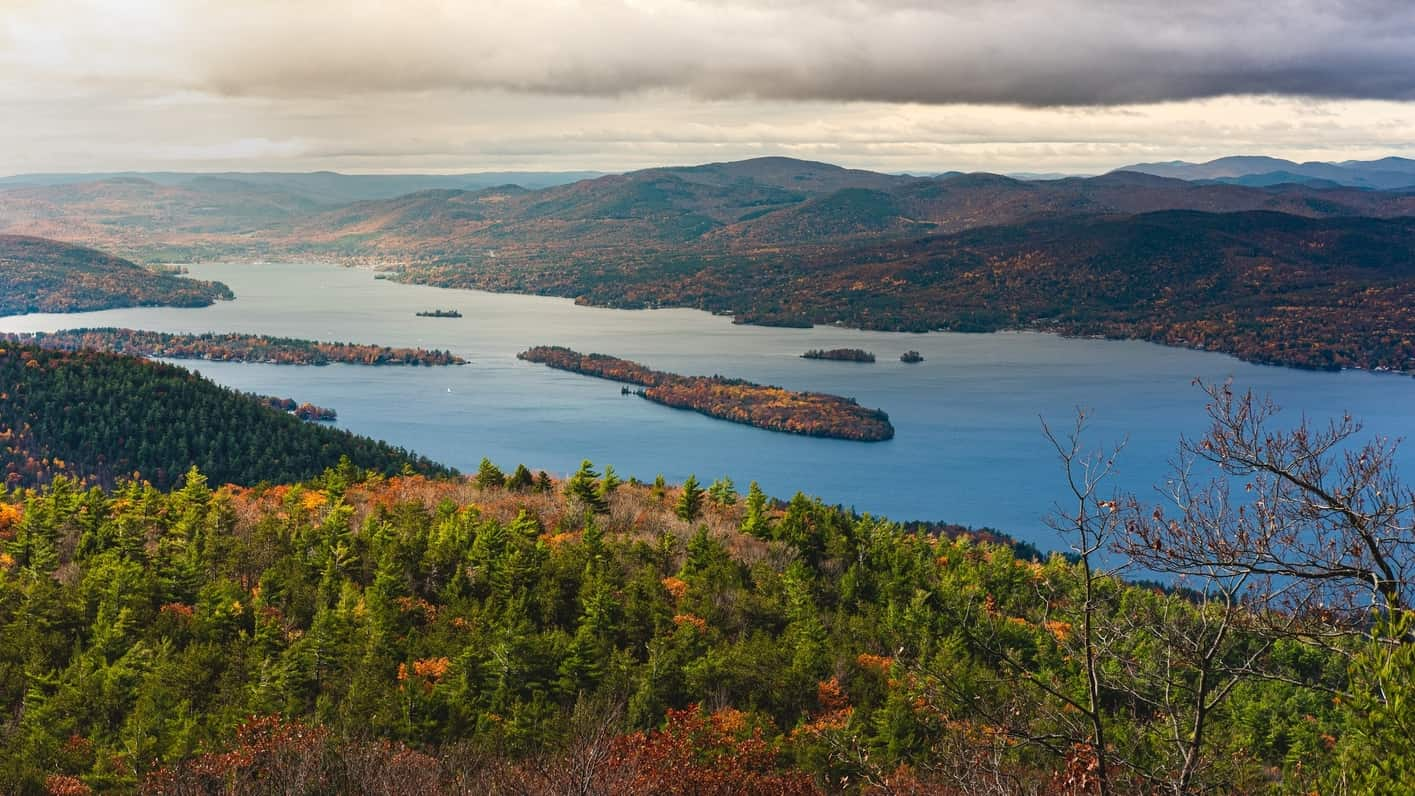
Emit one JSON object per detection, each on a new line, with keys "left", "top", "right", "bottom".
{"left": 157, "top": 0, "right": 1415, "bottom": 106}
{"left": 4, "top": 1, "right": 1415, "bottom": 174}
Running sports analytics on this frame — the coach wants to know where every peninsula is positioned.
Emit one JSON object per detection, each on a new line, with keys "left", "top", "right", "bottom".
{"left": 3, "top": 329, "right": 466, "bottom": 366}
{"left": 518, "top": 345, "right": 894, "bottom": 441}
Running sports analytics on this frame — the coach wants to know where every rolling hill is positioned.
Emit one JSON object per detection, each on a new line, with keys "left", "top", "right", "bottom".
{"left": 0, "top": 345, "right": 450, "bottom": 488}
{"left": 402, "top": 210, "right": 1415, "bottom": 373}
{"left": 0, "top": 235, "right": 232, "bottom": 316}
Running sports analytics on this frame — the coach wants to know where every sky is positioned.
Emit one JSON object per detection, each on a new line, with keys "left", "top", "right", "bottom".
{"left": 3, "top": 0, "right": 1415, "bottom": 175}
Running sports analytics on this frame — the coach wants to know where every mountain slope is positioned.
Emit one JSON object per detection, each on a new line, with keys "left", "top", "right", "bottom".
{"left": 408, "top": 210, "right": 1415, "bottom": 373}
{"left": 0, "top": 235, "right": 232, "bottom": 315}
{"left": 0, "top": 345, "right": 450, "bottom": 488}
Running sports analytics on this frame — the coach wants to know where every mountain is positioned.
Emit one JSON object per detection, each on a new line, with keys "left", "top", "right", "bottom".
{"left": 7, "top": 156, "right": 1415, "bottom": 265}
{"left": 0, "top": 345, "right": 449, "bottom": 488}
{"left": 0, "top": 169, "right": 603, "bottom": 203}
{"left": 280, "top": 159, "right": 1415, "bottom": 263}
{"left": 0, "top": 235, "right": 232, "bottom": 315}
{"left": 1120, "top": 155, "right": 1415, "bottom": 190}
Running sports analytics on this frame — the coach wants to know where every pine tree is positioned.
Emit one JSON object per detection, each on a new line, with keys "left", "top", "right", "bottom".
{"left": 476, "top": 457, "right": 506, "bottom": 490}
{"left": 506, "top": 463, "right": 534, "bottom": 491}
{"left": 566, "top": 460, "right": 607, "bottom": 513}
{"left": 707, "top": 476, "right": 737, "bottom": 506}
{"left": 597, "top": 464, "right": 623, "bottom": 504}
{"left": 675, "top": 475, "right": 704, "bottom": 522}
{"left": 742, "top": 481, "right": 770, "bottom": 538}
{"left": 535, "top": 470, "right": 554, "bottom": 493}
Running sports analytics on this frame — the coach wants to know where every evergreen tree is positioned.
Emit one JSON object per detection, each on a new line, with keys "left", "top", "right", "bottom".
{"left": 675, "top": 475, "right": 704, "bottom": 522}
{"left": 506, "top": 463, "right": 535, "bottom": 491}
{"left": 565, "top": 460, "right": 608, "bottom": 513}
{"left": 742, "top": 480, "right": 770, "bottom": 538}
{"left": 597, "top": 464, "right": 623, "bottom": 504}
{"left": 475, "top": 457, "right": 506, "bottom": 490}
{"left": 707, "top": 475, "right": 738, "bottom": 506}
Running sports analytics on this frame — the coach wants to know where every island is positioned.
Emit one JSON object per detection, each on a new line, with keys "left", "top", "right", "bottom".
{"left": 518, "top": 345, "right": 894, "bottom": 441}
{"left": 900, "top": 350, "right": 924, "bottom": 363}
{"left": 2, "top": 329, "right": 466, "bottom": 366}
{"left": 258, "top": 396, "right": 338, "bottom": 422}
{"left": 416, "top": 309, "right": 462, "bottom": 318}
{"left": 802, "top": 348, "right": 875, "bottom": 363}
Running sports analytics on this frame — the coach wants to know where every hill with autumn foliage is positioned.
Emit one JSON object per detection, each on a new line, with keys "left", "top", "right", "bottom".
{"left": 0, "top": 345, "right": 449, "bottom": 488}
{"left": 0, "top": 446, "right": 1395, "bottom": 794}
{"left": 0, "top": 235, "right": 232, "bottom": 316}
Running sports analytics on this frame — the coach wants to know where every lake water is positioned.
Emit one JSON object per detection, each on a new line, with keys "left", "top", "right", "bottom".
{"left": 3, "top": 261, "right": 1413, "bottom": 550}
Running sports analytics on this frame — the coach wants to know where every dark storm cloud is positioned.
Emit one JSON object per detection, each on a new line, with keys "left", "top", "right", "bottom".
{"left": 182, "top": 0, "right": 1415, "bottom": 106}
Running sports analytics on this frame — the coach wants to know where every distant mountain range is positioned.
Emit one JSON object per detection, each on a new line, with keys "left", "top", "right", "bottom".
{"left": 0, "top": 170, "right": 602, "bottom": 204}
{"left": 1117, "top": 155, "right": 1415, "bottom": 191}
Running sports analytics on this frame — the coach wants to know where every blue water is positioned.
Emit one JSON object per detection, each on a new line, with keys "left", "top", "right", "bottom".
{"left": 3, "top": 261, "right": 1412, "bottom": 550}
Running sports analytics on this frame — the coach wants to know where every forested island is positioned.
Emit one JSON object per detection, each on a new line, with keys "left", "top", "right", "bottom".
{"left": 0, "top": 346, "right": 449, "bottom": 488}
{"left": 416, "top": 308, "right": 463, "bottom": 318}
{"left": 0, "top": 235, "right": 231, "bottom": 316}
{"left": 519, "top": 345, "right": 894, "bottom": 441}
{"left": 900, "top": 350, "right": 924, "bottom": 363}
{"left": 801, "top": 348, "right": 875, "bottom": 363}
{"left": 257, "top": 395, "right": 338, "bottom": 421}
{"left": 2, "top": 328, "right": 465, "bottom": 366}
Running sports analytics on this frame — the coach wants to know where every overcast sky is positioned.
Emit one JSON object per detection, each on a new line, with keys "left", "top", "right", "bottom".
{"left": 4, "top": 0, "right": 1415, "bottom": 175}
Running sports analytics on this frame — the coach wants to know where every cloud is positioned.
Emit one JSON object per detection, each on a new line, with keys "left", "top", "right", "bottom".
{"left": 75, "top": 0, "right": 1415, "bottom": 106}
{"left": 4, "top": 1, "right": 1415, "bottom": 174}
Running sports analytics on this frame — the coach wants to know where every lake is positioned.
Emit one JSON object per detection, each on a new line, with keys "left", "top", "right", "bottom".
{"left": 3, "top": 261, "right": 1413, "bottom": 550}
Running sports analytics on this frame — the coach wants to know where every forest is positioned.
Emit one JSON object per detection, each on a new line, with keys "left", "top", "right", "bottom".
{"left": 0, "top": 346, "right": 450, "bottom": 489}
{"left": 518, "top": 346, "right": 894, "bottom": 441}
{"left": 0, "top": 381, "right": 1410, "bottom": 794}
{"left": 421, "top": 211, "right": 1415, "bottom": 375}
{"left": 3, "top": 329, "right": 465, "bottom": 367}
{"left": 0, "top": 235, "right": 232, "bottom": 316}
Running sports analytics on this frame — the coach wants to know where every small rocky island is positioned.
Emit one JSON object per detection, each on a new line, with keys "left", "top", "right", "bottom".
{"left": 900, "top": 350, "right": 924, "bottom": 363}
{"left": 802, "top": 348, "right": 875, "bottom": 363}
{"left": 519, "top": 345, "right": 894, "bottom": 441}
{"left": 416, "top": 309, "right": 462, "bottom": 318}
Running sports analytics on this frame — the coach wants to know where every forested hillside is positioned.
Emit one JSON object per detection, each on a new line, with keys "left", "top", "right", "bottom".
{"left": 431, "top": 210, "right": 1415, "bottom": 373}
{"left": 0, "top": 346, "right": 449, "bottom": 488}
{"left": 0, "top": 236, "right": 232, "bottom": 316}
{"left": 1, "top": 384, "right": 1411, "bottom": 793}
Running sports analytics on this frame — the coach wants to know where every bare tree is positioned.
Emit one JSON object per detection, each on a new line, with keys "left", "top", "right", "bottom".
{"left": 1122, "top": 380, "right": 1414, "bottom": 641}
